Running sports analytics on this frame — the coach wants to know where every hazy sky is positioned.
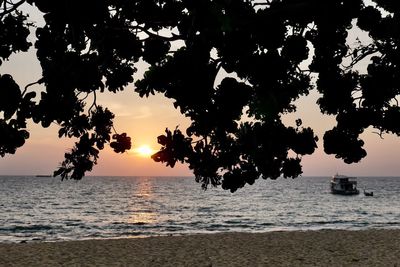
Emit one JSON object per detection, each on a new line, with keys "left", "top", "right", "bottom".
{"left": 1, "top": 3, "right": 399, "bottom": 177}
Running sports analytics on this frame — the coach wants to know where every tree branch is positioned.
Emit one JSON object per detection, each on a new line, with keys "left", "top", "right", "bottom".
{"left": 0, "top": 0, "right": 25, "bottom": 17}
{"left": 343, "top": 43, "right": 379, "bottom": 71}
{"left": 128, "top": 25, "right": 182, "bottom": 41}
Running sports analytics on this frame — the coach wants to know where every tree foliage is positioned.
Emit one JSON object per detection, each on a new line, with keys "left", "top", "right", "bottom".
{"left": 1, "top": 0, "right": 400, "bottom": 191}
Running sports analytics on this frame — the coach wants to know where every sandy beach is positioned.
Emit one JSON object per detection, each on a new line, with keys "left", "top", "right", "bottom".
{"left": 0, "top": 229, "right": 399, "bottom": 266}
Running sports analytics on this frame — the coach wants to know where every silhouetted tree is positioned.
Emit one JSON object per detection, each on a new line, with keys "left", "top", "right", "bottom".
{"left": 1, "top": 0, "right": 399, "bottom": 191}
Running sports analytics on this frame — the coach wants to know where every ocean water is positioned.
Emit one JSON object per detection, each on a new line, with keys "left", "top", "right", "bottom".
{"left": 0, "top": 176, "right": 399, "bottom": 243}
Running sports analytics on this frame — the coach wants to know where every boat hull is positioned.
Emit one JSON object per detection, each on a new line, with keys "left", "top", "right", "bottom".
{"left": 331, "top": 189, "right": 360, "bottom": 195}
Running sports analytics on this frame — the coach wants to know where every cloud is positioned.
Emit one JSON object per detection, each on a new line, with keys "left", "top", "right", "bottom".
{"left": 132, "top": 106, "right": 152, "bottom": 119}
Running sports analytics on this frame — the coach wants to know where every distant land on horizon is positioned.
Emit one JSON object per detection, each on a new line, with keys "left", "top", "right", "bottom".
{"left": 1, "top": 174, "right": 399, "bottom": 179}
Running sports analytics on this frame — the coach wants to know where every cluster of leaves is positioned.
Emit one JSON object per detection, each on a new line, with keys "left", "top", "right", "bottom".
{"left": 54, "top": 106, "right": 131, "bottom": 180}
{"left": 143, "top": 0, "right": 400, "bottom": 191}
{"left": 0, "top": 1, "right": 32, "bottom": 157}
{"left": 111, "top": 133, "right": 132, "bottom": 153}
{"left": 1, "top": 0, "right": 400, "bottom": 191}
{"left": 0, "top": 8, "right": 31, "bottom": 64}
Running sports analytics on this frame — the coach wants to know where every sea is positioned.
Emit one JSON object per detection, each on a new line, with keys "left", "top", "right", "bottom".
{"left": 0, "top": 175, "right": 399, "bottom": 243}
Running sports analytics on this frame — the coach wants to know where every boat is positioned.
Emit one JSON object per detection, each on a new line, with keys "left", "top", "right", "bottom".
{"left": 330, "top": 174, "right": 360, "bottom": 195}
{"left": 364, "top": 190, "right": 374, "bottom": 196}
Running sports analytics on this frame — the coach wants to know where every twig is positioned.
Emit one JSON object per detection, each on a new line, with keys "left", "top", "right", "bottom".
{"left": 372, "top": 130, "right": 384, "bottom": 139}
{"left": 22, "top": 78, "right": 43, "bottom": 96}
{"left": 87, "top": 91, "right": 98, "bottom": 115}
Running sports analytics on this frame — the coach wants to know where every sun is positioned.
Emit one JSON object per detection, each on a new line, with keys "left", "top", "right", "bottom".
{"left": 134, "top": 145, "right": 155, "bottom": 158}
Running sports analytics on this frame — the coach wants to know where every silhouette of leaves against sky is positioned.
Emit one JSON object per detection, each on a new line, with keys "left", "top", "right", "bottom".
{"left": 1, "top": 0, "right": 400, "bottom": 191}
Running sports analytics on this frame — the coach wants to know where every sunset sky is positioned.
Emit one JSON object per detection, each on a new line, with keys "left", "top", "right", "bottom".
{"left": 1, "top": 4, "right": 399, "bottom": 177}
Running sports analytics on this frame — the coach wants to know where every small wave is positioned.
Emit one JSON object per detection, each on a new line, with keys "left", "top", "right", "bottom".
{"left": 127, "top": 209, "right": 155, "bottom": 214}
{"left": 357, "top": 210, "right": 369, "bottom": 215}
{"left": 205, "top": 224, "right": 229, "bottom": 230}
{"left": 72, "top": 201, "right": 89, "bottom": 206}
{"left": 0, "top": 224, "right": 54, "bottom": 233}
{"left": 224, "top": 220, "right": 248, "bottom": 225}
{"left": 109, "top": 211, "right": 124, "bottom": 215}
{"left": 186, "top": 221, "right": 202, "bottom": 227}
{"left": 381, "top": 222, "right": 400, "bottom": 225}
{"left": 197, "top": 207, "right": 212, "bottom": 212}
{"left": 227, "top": 224, "right": 254, "bottom": 229}
{"left": 64, "top": 219, "right": 82, "bottom": 222}
{"left": 311, "top": 220, "right": 347, "bottom": 225}
{"left": 163, "top": 225, "right": 185, "bottom": 232}
{"left": 65, "top": 222, "right": 83, "bottom": 227}
{"left": 83, "top": 211, "right": 97, "bottom": 214}
{"left": 259, "top": 222, "right": 275, "bottom": 226}
{"left": 108, "top": 222, "right": 154, "bottom": 231}
{"left": 388, "top": 222, "right": 400, "bottom": 225}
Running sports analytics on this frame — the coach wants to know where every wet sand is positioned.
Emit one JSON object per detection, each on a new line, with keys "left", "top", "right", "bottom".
{"left": 0, "top": 229, "right": 399, "bottom": 266}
